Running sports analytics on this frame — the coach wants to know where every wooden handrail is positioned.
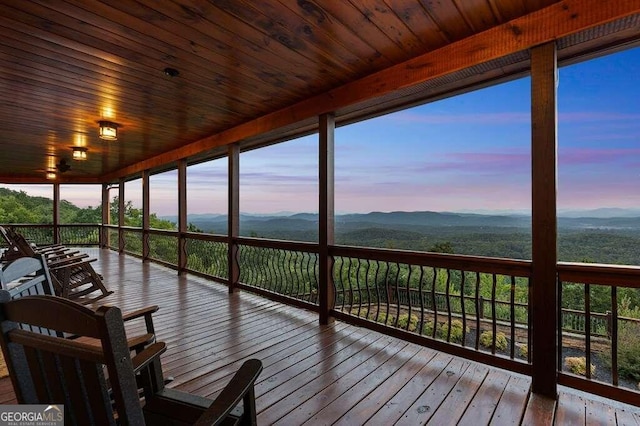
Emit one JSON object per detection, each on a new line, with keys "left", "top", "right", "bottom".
{"left": 558, "top": 262, "right": 640, "bottom": 287}
{"left": 183, "top": 232, "right": 227, "bottom": 243}
{"left": 236, "top": 236, "right": 320, "bottom": 253}
{"left": 330, "top": 245, "right": 532, "bottom": 276}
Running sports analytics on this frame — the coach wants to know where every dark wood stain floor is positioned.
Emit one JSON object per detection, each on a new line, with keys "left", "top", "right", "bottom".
{"left": 1, "top": 249, "right": 639, "bottom": 425}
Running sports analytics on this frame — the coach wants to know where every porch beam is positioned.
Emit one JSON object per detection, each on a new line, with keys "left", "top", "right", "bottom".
{"left": 142, "top": 170, "right": 150, "bottom": 261}
{"left": 228, "top": 144, "right": 240, "bottom": 293}
{"left": 530, "top": 41, "right": 558, "bottom": 398}
{"left": 102, "top": 0, "right": 640, "bottom": 181}
{"left": 118, "top": 178, "right": 125, "bottom": 254}
{"left": 177, "top": 160, "right": 187, "bottom": 274}
{"left": 101, "top": 183, "right": 110, "bottom": 248}
{"left": 319, "top": 113, "right": 335, "bottom": 325}
{"left": 52, "top": 183, "right": 60, "bottom": 244}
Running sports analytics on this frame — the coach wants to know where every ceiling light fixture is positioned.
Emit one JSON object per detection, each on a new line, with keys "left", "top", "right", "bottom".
{"left": 164, "top": 67, "right": 179, "bottom": 77}
{"left": 46, "top": 171, "right": 57, "bottom": 180}
{"left": 72, "top": 146, "right": 88, "bottom": 160}
{"left": 98, "top": 120, "right": 118, "bottom": 140}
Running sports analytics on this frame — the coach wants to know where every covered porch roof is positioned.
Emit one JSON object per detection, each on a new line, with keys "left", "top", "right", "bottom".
{"left": 0, "top": 1, "right": 639, "bottom": 183}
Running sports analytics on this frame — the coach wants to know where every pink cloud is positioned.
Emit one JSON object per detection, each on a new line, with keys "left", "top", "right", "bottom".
{"left": 388, "top": 111, "right": 640, "bottom": 126}
{"left": 559, "top": 112, "right": 640, "bottom": 122}
{"left": 559, "top": 147, "right": 640, "bottom": 165}
{"left": 403, "top": 151, "right": 530, "bottom": 175}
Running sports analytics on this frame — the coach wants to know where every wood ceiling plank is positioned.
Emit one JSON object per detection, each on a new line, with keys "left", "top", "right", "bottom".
{"left": 102, "top": 0, "right": 640, "bottom": 181}
{"left": 6, "top": 1, "right": 280, "bottom": 108}
{"left": 0, "top": 68, "right": 238, "bottom": 141}
{"left": 418, "top": 0, "right": 475, "bottom": 40}
{"left": 134, "top": 0, "right": 328, "bottom": 96}
{"left": 0, "top": 39, "right": 247, "bottom": 124}
{"left": 230, "top": 0, "right": 382, "bottom": 74}
{"left": 491, "top": 0, "right": 528, "bottom": 21}
{"left": 168, "top": 0, "right": 345, "bottom": 91}
{"left": 346, "top": 0, "right": 428, "bottom": 58}
{"left": 66, "top": 0, "right": 315, "bottom": 100}
{"left": 0, "top": 23, "right": 210, "bottom": 105}
{"left": 301, "top": 1, "right": 413, "bottom": 64}
{"left": 210, "top": 0, "right": 361, "bottom": 77}
{"left": 381, "top": 0, "right": 451, "bottom": 48}
{"left": 451, "top": 0, "right": 500, "bottom": 32}
{"left": 275, "top": 0, "right": 396, "bottom": 70}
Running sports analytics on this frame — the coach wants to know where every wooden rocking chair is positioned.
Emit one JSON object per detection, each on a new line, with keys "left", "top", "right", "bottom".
{"left": 0, "top": 291, "right": 262, "bottom": 425}
{"left": 0, "top": 255, "right": 157, "bottom": 355}
{"left": 0, "top": 226, "right": 113, "bottom": 303}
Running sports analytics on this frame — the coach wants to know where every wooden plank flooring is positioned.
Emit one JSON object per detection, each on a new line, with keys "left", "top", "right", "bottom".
{"left": 1, "top": 248, "right": 639, "bottom": 425}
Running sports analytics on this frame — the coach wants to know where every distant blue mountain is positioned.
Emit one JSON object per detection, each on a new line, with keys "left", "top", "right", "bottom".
{"left": 159, "top": 209, "right": 640, "bottom": 235}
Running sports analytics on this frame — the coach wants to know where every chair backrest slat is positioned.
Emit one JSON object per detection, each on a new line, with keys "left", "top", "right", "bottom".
{"left": 22, "top": 346, "right": 50, "bottom": 403}
{"left": 76, "top": 358, "right": 115, "bottom": 426}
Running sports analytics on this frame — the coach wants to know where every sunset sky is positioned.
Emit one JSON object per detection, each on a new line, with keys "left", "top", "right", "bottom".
{"left": 4, "top": 46, "right": 639, "bottom": 216}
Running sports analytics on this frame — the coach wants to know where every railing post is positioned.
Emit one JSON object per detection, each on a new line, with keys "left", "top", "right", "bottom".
{"left": 142, "top": 170, "right": 150, "bottom": 261}
{"left": 52, "top": 183, "right": 60, "bottom": 245}
{"left": 118, "top": 178, "right": 125, "bottom": 254}
{"left": 531, "top": 41, "right": 558, "bottom": 398}
{"left": 319, "top": 113, "right": 335, "bottom": 325}
{"left": 178, "top": 160, "right": 187, "bottom": 275}
{"left": 101, "top": 183, "right": 110, "bottom": 248}
{"left": 228, "top": 144, "right": 240, "bottom": 293}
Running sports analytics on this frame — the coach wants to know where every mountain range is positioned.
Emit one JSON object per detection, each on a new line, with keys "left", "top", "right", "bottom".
{"left": 161, "top": 209, "right": 640, "bottom": 235}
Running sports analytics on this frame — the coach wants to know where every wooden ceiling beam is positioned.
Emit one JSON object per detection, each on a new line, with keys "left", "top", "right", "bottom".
{"left": 101, "top": 0, "right": 640, "bottom": 181}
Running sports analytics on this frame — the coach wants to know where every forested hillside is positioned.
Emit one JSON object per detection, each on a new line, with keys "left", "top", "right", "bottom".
{"left": 3, "top": 187, "right": 640, "bottom": 264}
{"left": 0, "top": 188, "right": 174, "bottom": 229}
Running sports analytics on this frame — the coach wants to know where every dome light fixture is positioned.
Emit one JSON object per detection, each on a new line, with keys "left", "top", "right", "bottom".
{"left": 164, "top": 67, "right": 179, "bottom": 77}
{"left": 98, "top": 120, "right": 118, "bottom": 141}
{"left": 72, "top": 146, "right": 88, "bottom": 161}
{"left": 46, "top": 171, "right": 57, "bottom": 180}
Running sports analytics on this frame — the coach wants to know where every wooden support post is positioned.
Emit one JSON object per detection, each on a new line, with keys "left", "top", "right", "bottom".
{"left": 142, "top": 170, "right": 150, "bottom": 261}
{"left": 118, "top": 178, "right": 125, "bottom": 254}
{"left": 101, "top": 183, "right": 110, "bottom": 248}
{"left": 178, "top": 160, "right": 187, "bottom": 275}
{"left": 52, "top": 183, "right": 60, "bottom": 245}
{"left": 531, "top": 41, "right": 558, "bottom": 398}
{"left": 228, "top": 144, "right": 240, "bottom": 293}
{"left": 319, "top": 113, "right": 335, "bottom": 325}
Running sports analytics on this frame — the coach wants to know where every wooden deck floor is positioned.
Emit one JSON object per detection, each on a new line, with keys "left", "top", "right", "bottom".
{"left": 2, "top": 249, "right": 639, "bottom": 425}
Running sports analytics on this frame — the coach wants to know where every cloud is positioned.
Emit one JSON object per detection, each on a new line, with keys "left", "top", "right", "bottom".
{"left": 559, "top": 112, "right": 640, "bottom": 122}
{"left": 559, "top": 147, "right": 640, "bottom": 165}
{"left": 240, "top": 171, "right": 318, "bottom": 185}
{"left": 385, "top": 110, "right": 640, "bottom": 126}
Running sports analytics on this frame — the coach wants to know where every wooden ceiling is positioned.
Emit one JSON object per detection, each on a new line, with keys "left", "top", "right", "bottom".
{"left": 0, "top": 0, "right": 638, "bottom": 183}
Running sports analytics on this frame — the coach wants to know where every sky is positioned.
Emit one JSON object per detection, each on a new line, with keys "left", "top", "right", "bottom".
{"left": 3, "top": 46, "right": 640, "bottom": 216}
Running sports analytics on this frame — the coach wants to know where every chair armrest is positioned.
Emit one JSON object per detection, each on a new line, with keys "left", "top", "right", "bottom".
{"left": 122, "top": 305, "right": 159, "bottom": 321}
{"left": 122, "top": 305, "right": 158, "bottom": 335}
{"left": 131, "top": 342, "right": 166, "bottom": 375}
{"left": 193, "top": 359, "right": 263, "bottom": 426}
{"left": 47, "top": 255, "right": 94, "bottom": 269}
{"left": 42, "top": 250, "right": 82, "bottom": 259}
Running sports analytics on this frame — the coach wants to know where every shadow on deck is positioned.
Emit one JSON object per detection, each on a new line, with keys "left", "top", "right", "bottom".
{"left": 1, "top": 248, "right": 638, "bottom": 425}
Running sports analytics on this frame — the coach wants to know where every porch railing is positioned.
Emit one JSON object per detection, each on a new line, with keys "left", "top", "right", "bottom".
{"left": 0, "top": 224, "right": 101, "bottom": 246}
{"left": 184, "top": 232, "right": 228, "bottom": 281}
{"left": 330, "top": 245, "right": 532, "bottom": 374}
{"left": 236, "top": 237, "right": 319, "bottom": 309}
{"left": 558, "top": 262, "right": 640, "bottom": 404}
{"left": 3, "top": 223, "right": 640, "bottom": 404}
